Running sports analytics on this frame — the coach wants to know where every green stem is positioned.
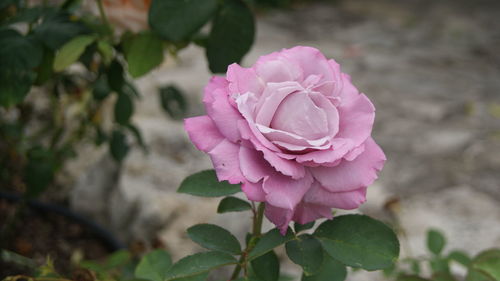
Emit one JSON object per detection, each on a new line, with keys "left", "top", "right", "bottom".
{"left": 229, "top": 203, "right": 265, "bottom": 280}
{"left": 95, "top": 0, "right": 111, "bottom": 30}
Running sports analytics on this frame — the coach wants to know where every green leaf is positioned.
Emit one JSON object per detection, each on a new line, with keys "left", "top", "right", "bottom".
{"left": 430, "top": 257, "right": 450, "bottom": 274}
{"left": 427, "top": 229, "right": 446, "bottom": 256}
{"left": 432, "top": 273, "right": 457, "bottom": 281}
{"left": 24, "top": 146, "right": 57, "bottom": 197}
{"left": 470, "top": 249, "right": 500, "bottom": 281}
{"left": 126, "top": 123, "right": 147, "bottom": 151}
{"left": 97, "top": 40, "right": 114, "bottom": 65}
{"left": 285, "top": 234, "right": 323, "bottom": 275}
{"left": 178, "top": 170, "right": 241, "bottom": 197}
{"left": 103, "top": 250, "right": 131, "bottom": 269}
{"left": 251, "top": 250, "right": 279, "bottom": 281}
{"left": 108, "top": 60, "right": 125, "bottom": 93}
{"left": 396, "top": 276, "right": 431, "bottom": 281}
{"left": 93, "top": 74, "right": 111, "bottom": 100}
{"left": 0, "top": 30, "right": 43, "bottom": 70}
{"left": 248, "top": 228, "right": 294, "bottom": 261}
{"left": 114, "top": 93, "right": 134, "bottom": 125}
{"left": 206, "top": 0, "right": 255, "bottom": 73}
{"left": 34, "top": 11, "right": 86, "bottom": 50}
{"left": 294, "top": 222, "right": 315, "bottom": 233}
{"left": 172, "top": 272, "right": 208, "bottom": 281}
{"left": 314, "top": 214, "right": 400, "bottom": 271}
{"left": 35, "top": 48, "right": 55, "bottom": 85}
{"left": 301, "top": 253, "right": 346, "bottom": 281}
{"left": 53, "top": 35, "right": 96, "bottom": 72}
{"left": 448, "top": 250, "right": 471, "bottom": 266}
{"left": 149, "top": 0, "right": 218, "bottom": 42}
{"left": 159, "top": 85, "right": 188, "bottom": 119}
{"left": 135, "top": 249, "right": 172, "bottom": 281}
{"left": 164, "top": 251, "right": 237, "bottom": 280}
{"left": 187, "top": 224, "right": 241, "bottom": 255}
{"left": 0, "top": 68, "right": 35, "bottom": 108}
{"left": 125, "top": 31, "right": 164, "bottom": 78}
{"left": 110, "top": 130, "right": 129, "bottom": 162}
{"left": 217, "top": 196, "right": 252, "bottom": 213}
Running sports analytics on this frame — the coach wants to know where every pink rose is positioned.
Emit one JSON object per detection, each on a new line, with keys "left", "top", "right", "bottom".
{"left": 185, "top": 46, "right": 385, "bottom": 234}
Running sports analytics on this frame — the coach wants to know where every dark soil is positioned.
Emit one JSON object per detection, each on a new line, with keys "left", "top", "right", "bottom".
{"left": 0, "top": 198, "right": 113, "bottom": 278}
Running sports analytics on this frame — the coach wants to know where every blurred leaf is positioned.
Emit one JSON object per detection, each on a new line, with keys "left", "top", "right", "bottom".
{"left": 93, "top": 74, "right": 111, "bottom": 100}
{"left": 217, "top": 196, "right": 252, "bottom": 213}
{"left": 164, "top": 251, "right": 237, "bottom": 280}
{"left": 206, "top": 0, "right": 255, "bottom": 73}
{"left": 294, "top": 222, "right": 315, "bottom": 233}
{"left": 448, "top": 250, "right": 471, "bottom": 266}
{"left": 135, "top": 249, "right": 172, "bottom": 281}
{"left": 430, "top": 258, "right": 450, "bottom": 274}
{"left": 177, "top": 170, "right": 241, "bottom": 197}
{"left": 0, "top": 68, "right": 35, "bottom": 107}
{"left": 149, "top": 0, "right": 218, "bottom": 42}
{"left": 248, "top": 228, "right": 294, "bottom": 261}
{"left": 110, "top": 130, "right": 129, "bottom": 162}
{"left": 301, "top": 253, "right": 346, "bottom": 281}
{"left": 251, "top": 251, "right": 279, "bottom": 281}
{"left": 159, "top": 85, "right": 187, "bottom": 119}
{"left": 114, "top": 92, "right": 134, "bottom": 125}
{"left": 97, "top": 40, "right": 114, "bottom": 65}
{"left": 34, "top": 11, "right": 86, "bottom": 50}
{"left": 124, "top": 31, "right": 164, "bottom": 78}
{"left": 470, "top": 249, "right": 500, "bottom": 281}
{"left": 108, "top": 60, "right": 125, "bottom": 93}
{"left": 314, "top": 214, "right": 399, "bottom": 271}
{"left": 53, "top": 35, "right": 96, "bottom": 72}
{"left": 396, "top": 276, "right": 431, "bottom": 281}
{"left": 126, "top": 123, "right": 147, "bottom": 151}
{"left": 427, "top": 229, "right": 446, "bottom": 256}
{"left": 432, "top": 273, "right": 457, "bottom": 281}
{"left": 187, "top": 224, "right": 241, "bottom": 255}
{"left": 35, "top": 48, "right": 55, "bottom": 85}
{"left": 0, "top": 249, "right": 37, "bottom": 270}
{"left": 285, "top": 234, "right": 323, "bottom": 275}
{"left": 24, "top": 146, "right": 57, "bottom": 197}
{"left": 410, "top": 259, "right": 421, "bottom": 275}
{"left": 0, "top": 29, "right": 43, "bottom": 70}
{"left": 103, "top": 250, "right": 131, "bottom": 269}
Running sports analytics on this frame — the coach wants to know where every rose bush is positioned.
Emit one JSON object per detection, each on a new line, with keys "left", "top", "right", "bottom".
{"left": 185, "top": 46, "right": 386, "bottom": 233}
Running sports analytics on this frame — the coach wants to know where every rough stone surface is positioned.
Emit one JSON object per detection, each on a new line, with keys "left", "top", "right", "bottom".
{"left": 67, "top": 0, "right": 500, "bottom": 280}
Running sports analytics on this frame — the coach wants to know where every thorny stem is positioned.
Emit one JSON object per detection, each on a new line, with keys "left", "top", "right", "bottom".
{"left": 229, "top": 203, "right": 265, "bottom": 281}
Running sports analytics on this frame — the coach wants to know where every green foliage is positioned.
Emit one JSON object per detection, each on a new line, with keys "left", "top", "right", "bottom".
{"left": 135, "top": 249, "right": 172, "bottom": 281}
{"left": 427, "top": 229, "right": 446, "bottom": 256}
{"left": 301, "top": 253, "right": 347, "bottom": 281}
{"left": 177, "top": 170, "right": 241, "bottom": 197}
{"left": 149, "top": 0, "right": 218, "bottom": 42}
{"left": 248, "top": 228, "right": 294, "bottom": 260}
{"left": 164, "top": 251, "right": 237, "bottom": 280}
{"left": 53, "top": 35, "right": 96, "bottom": 72}
{"left": 294, "top": 222, "right": 315, "bottom": 233}
{"left": 114, "top": 92, "right": 134, "bottom": 125}
{"left": 187, "top": 224, "right": 242, "bottom": 255}
{"left": 159, "top": 85, "right": 188, "bottom": 120}
{"left": 468, "top": 249, "right": 500, "bottom": 281}
{"left": 285, "top": 234, "right": 323, "bottom": 275}
{"left": 251, "top": 250, "right": 280, "bottom": 281}
{"left": 314, "top": 214, "right": 400, "bottom": 271}
{"left": 206, "top": 0, "right": 255, "bottom": 73}
{"left": 110, "top": 130, "right": 129, "bottom": 162}
{"left": 124, "top": 31, "right": 164, "bottom": 78}
{"left": 217, "top": 196, "right": 252, "bottom": 213}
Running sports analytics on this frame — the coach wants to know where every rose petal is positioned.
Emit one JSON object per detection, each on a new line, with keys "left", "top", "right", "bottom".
{"left": 255, "top": 81, "right": 303, "bottom": 127}
{"left": 282, "top": 46, "right": 336, "bottom": 85}
{"left": 264, "top": 204, "right": 294, "bottom": 235}
{"left": 204, "top": 85, "right": 243, "bottom": 142}
{"left": 292, "top": 202, "right": 333, "bottom": 225}
{"left": 263, "top": 171, "right": 314, "bottom": 210}
{"left": 239, "top": 145, "right": 272, "bottom": 183}
{"left": 184, "top": 116, "right": 224, "bottom": 152}
{"left": 255, "top": 55, "right": 303, "bottom": 83}
{"left": 207, "top": 139, "right": 245, "bottom": 184}
{"left": 227, "top": 63, "right": 265, "bottom": 96}
{"left": 303, "top": 182, "right": 367, "bottom": 210}
{"left": 310, "top": 137, "right": 386, "bottom": 192}
{"left": 242, "top": 180, "right": 266, "bottom": 202}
